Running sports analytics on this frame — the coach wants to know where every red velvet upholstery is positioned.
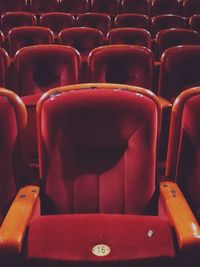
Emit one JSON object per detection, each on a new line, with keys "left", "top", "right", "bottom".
{"left": 90, "top": 0, "right": 120, "bottom": 17}
{"left": 151, "top": 0, "right": 181, "bottom": 16}
{"left": 158, "top": 45, "right": 200, "bottom": 102}
{"left": 77, "top": 13, "right": 112, "bottom": 37}
{"left": 0, "top": 89, "right": 27, "bottom": 220}
{"left": 58, "top": 0, "right": 89, "bottom": 15}
{"left": 1, "top": 12, "right": 37, "bottom": 35}
{"left": 107, "top": 28, "right": 151, "bottom": 49}
{"left": 58, "top": 27, "right": 103, "bottom": 62}
{"left": 8, "top": 26, "right": 54, "bottom": 58}
{"left": 0, "top": 31, "right": 4, "bottom": 46}
{"left": 88, "top": 45, "right": 154, "bottom": 90}
{"left": 115, "top": 14, "right": 149, "bottom": 29}
{"left": 27, "top": 215, "right": 174, "bottom": 262}
{"left": 0, "top": 0, "right": 28, "bottom": 13}
{"left": 0, "top": 48, "right": 9, "bottom": 87}
{"left": 13, "top": 44, "right": 81, "bottom": 96}
{"left": 30, "top": 0, "right": 59, "bottom": 14}
{"left": 155, "top": 29, "right": 200, "bottom": 60}
{"left": 37, "top": 85, "right": 160, "bottom": 214}
{"left": 151, "top": 14, "right": 186, "bottom": 38}
{"left": 183, "top": 0, "right": 200, "bottom": 17}
{"left": 39, "top": 12, "right": 75, "bottom": 37}
{"left": 166, "top": 87, "right": 200, "bottom": 223}
{"left": 189, "top": 14, "right": 200, "bottom": 34}
{"left": 121, "top": 0, "right": 150, "bottom": 15}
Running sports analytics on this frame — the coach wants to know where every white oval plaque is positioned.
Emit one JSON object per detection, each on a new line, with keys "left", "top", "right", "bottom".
{"left": 92, "top": 244, "right": 111, "bottom": 257}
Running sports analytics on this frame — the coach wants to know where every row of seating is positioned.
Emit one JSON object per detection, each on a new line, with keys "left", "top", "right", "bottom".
{"left": 0, "top": 83, "right": 200, "bottom": 267}
{"left": 1, "top": 0, "right": 200, "bottom": 17}
{"left": 1, "top": 12, "right": 200, "bottom": 38}
{"left": 0, "top": 26, "right": 199, "bottom": 61}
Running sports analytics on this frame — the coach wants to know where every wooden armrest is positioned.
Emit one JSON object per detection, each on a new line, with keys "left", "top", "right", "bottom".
{"left": 0, "top": 185, "right": 40, "bottom": 254}
{"left": 158, "top": 96, "right": 172, "bottom": 109}
{"left": 160, "top": 181, "right": 200, "bottom": 250}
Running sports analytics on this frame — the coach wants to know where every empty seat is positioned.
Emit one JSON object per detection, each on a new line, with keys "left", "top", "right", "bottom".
{"left": 151, "top": 0, "right": 181, "bottom": 16}
{"left": 39, "top": 12, "right": 75, "bottom": 37}
{"left": 13, "top": 44, "right": 81, "bottom": 96}
{"left": 183, "top": 0, "right": 200, "bottom": 17}
{"left": 58, "top": 0, "right": 89, "bottom": 15}
{"left": 115, "top": 13, "right": 149, "bottom": 29}
{"left": 107, "top": 28, "right": 151, "bottom": 49}
{"left": 77, "top": 12, "right": 111, "bottom": 37}
{"left": 30, "top": 0, "right": 59, "bottom": 14}
{"left": 7, "top": 26, "right": 54, "bottom": 58}
{"left": 189, "top": 14, "right": 200, "bottom": 34}
{"left": 1, "top": 83, "right": 200, "bottom": 267}
{"left": 88, "top": 45, "right": 154, "bottom": 90}
{"left": 1, "top": 11, "right": 37, "bottom": 35}
{"left": 0, "top": 0, "right": 28, "bottom": 13}
{"left": 121, "top": 0, "right": 150, "bottom": 15}
{"left": 151, "top": 14, "right": 186, "bottom": 38}
{"left": 58, "top": 27, "right": 103, "bottom": 62}
{"left": 155, "top": 28, "right": 199, "bottom": 60}
{"left": 0, "top": 48, "right": 9, "bottom": 87}
{"left": 158, "top": 45, "right": 200, "bottom": 102}
{"left": 90, "top": 0, "right": 120, "bottom": 17}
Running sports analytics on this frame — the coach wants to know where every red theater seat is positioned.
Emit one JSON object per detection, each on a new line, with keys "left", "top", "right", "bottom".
{"left": 77, "top": 13, "right": 112, "bottom": 37}
{"left": 158, "top": 45, "right": 200, "bottom": 102}
{"left": 166, "top": 87, "right": 200, "bottom": 226}
{"left": 115, "top": 13, "right": 149, "bottom": 29}
{"left": 1, "top": 12, "right": 37, "bottom": 35}
{"left": 151, "top": 0, "right": 181, "bottom": 16}
{"left": 7, "top": 26, "right": 54, "bottom": 58}
{"left": 0, "top": 47, "right": 9, "bottom": 87}
{"left": 88, "top": 45, "right": 154, "bottom": 90}
{"left": 183, "top": 0, "right": 200, "bottom": 17}
{"left": 189, "top": 14, "right": 200, "bottom": 34}
{"left": 1, "top": 83, "right": 200, "bottom": 267}
{"left": 107, "top": 28, "right": 151, "bottom": 49}
{"left": 58, "top": 0, "right": 89, "bottom": 16}
{"left": 0, "top": 0, "right": 28, "bottom": 13}
{"left": 155, "top": 28, "right": 200, "bottom": 60}
{"left": 151, "top": 14, "right": 186, "bottom": 38}
{"left": 30, "top": 0, "right": 59, "bottom": 14}
{"left": 90, "top": 0, "right": 120, "bottom": 17}
{"left": 121, "top": 0, "right": 150, "bottom": 15}
{"left": 39, "top": 12, "right": 75, "bottom": 37}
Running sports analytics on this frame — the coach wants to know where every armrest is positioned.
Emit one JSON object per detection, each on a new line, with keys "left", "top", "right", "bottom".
{"left": 160, "top": 181, "right": 200, "bottom": 250}
{"left": 158, "top": 96, "right": 172, "bottom": 110}
{"left": 0, "top": 185, "right": 40, "bottom": 254}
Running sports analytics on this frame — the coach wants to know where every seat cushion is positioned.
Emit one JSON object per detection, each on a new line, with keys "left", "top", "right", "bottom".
{"left": 26, "top": 214, "right": 175, "bottom": 262}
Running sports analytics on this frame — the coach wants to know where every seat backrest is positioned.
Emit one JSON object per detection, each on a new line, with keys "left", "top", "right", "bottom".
{"left": 189, "top": 14, "right": 200, "bottom": 34}
{"left": 166, "top": 87, "right": 200, "bottom": 221}
{"left": 151, "top": 14, "right": 186, "bottom": 38}
{"left": 107, "top": 28, "right": 151, "bottom": 49}
{"left": 58, "top": 27, "right": 103, "bottom": 61}
{"left": 158, "top": 45, "right": 200, "bottom": 102}
{"left": 8, "top": 26, "right": 54, "bottom": 57}
{"left": 151, "top": 0, "right": 181, "bottom": 16}
{"left": 0, "top": 88, "right": 27, "bottom": 221}
{"left": 156, "top": 28, "right": 200, "bottom": 59}
{"left": 0, "top": 0, "right": 28, "bottom": 13}
{"left": 13, "top": 45, "right": 81, "bottom": 96}
{"left": 115, "top": 14, "right": 149, "bottom": 29}
{"left": 40, "top": 12, "right": 75, "bottom": 36}
{"left": 88, "top": 45, "right": 154, "bottom": 90}
{"left": 1, "top": 11, "right": 37, "bottom": 35}
{"left": 0, "top": 47, "right": 9, "bottom": 87}
{"left": 77, "top": 13, "right": 112, "bottom": 37}
{"left": 37, "top": 83, "right": 161, "bottom": 214}
{"left": 121, "top": 0, "right": 150, "bottom": 15}
{"left": 183, "top": 0, "right": 200, "bottom": 17}
{"left": 90, "top": 0, "right": 120, "bottom": 17}
{"left": 58, "top": 0, "right": 89, "bottom": 14}
{"left": 30, "top": 0, "right": 59, "bottom": 13}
